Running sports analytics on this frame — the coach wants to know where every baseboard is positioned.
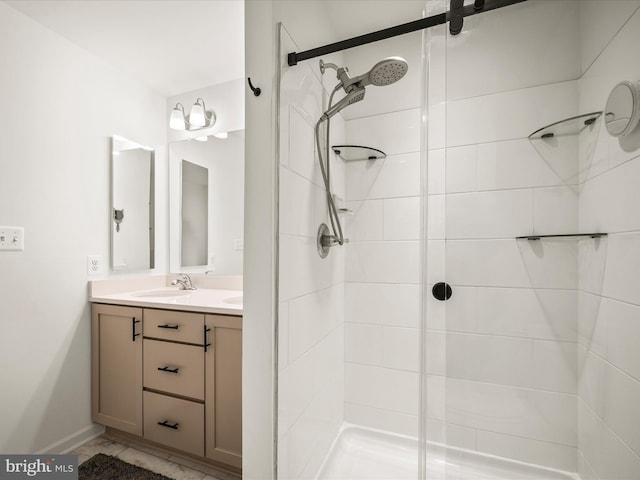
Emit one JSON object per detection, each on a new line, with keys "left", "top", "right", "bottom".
{"left": 36, "top": 423, "right": 105, "bottom": 454}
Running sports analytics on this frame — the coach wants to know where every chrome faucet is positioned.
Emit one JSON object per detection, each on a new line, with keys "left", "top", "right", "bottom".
{"left": 171, "top": 274, "right": 197, "bottom": 290}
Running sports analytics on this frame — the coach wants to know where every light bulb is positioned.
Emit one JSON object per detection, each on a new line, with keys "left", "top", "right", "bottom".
{"left": 213, "top": 131, "right": 228, "bottom": 139}
{"left": 189, "top": 98, "right": 206, "bottom": 127}
{"left": 169, "top": 104, "right": 186, "bottom": 130}
{"left": 194, "top": 136, "right": 208, "bottom": 142}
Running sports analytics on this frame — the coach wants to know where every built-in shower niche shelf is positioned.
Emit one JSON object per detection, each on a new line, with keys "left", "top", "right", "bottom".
{"left": 331, "top": 145, "right": 386, "bottom": 161}
{"left": 517, "top": 233, "right": 607, "bottom": 241}
{"left": 528, "top": 112, "right": 602, "bottom": 140}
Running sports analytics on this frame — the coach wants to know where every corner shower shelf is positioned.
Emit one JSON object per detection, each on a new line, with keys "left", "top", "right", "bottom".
{"left": 332, "top": 145, "right": 386, "bottom": 161}
{"left": 528, "top": 112, "right": 602, "bottom": 140}
{"left": 517, "top": 233, "right": 608, "bottom": 241}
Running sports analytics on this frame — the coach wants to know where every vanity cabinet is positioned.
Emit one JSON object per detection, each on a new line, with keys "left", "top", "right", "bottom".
{"left": 205, "top": 314, "right": 242, "bottom": 468}
{"left": 91, "top": 303, "right": 242, "bottom": 471}
{"left": 91, "top": 304, "right": 143, "bottom": 435}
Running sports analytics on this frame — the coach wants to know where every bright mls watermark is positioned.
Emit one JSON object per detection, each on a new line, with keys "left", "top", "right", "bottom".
{"left": 0, "top": 455, "right": 77, "bottom": 480}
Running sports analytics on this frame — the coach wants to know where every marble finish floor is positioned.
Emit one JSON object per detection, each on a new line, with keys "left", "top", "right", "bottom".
{"left": 71, "top": 436, "right": 230, "bottom": 480}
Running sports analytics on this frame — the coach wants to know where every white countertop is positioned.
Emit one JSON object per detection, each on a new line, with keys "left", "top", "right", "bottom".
{"left": 90, "top": 286, "right": 243, "bottom": 315}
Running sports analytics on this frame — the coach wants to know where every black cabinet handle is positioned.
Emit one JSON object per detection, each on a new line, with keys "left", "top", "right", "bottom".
{"left": 157, "top": 420, "right": 179, "bottom": 430}
{"left": 204, "top": 326, "right": 211, "bottom": 352}
{"left": 132, "top": 318, "right": 141, "bottom": 342}
{"left": 157, "top": 366, "right": 179, "bottom": 374}
{"left": 157, "top": 324, "right": 179, "bottom": 330}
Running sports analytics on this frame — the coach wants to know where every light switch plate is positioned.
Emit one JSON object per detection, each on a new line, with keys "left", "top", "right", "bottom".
{"left": 0, "top": 226, "right": 24, "bottom": 251}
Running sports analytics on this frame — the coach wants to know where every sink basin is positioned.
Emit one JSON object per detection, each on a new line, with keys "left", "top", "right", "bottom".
{"left": 132, "top": 289, "right": 192, "bottom": 298}
{"left": 224, "top": 296, "right": 243, "bottom": 305}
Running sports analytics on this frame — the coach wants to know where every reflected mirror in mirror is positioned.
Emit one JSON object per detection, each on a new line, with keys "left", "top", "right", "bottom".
{"left": 605, "top": 80, "right": 640, "bottom": 137}
{"left": 111, "top": 135, "right": 155, "bottom": 271}
{"left": 169, "top": 130, "right": 244, "bottom": 275}
{"left": 181, "top": 160, "right": 208, "bottom": 267}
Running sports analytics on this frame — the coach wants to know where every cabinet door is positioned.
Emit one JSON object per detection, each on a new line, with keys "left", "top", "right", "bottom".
{"left": 205, "top": 315, "right": 242, "bottom": 468}
{"left": 92, "top": 304, "right": 143, "bottom": 435}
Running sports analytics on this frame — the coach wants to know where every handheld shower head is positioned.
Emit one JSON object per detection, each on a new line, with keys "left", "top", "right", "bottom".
{"left": 332, "top": 56, "right": 409, "bottom": 92}
{"left": 321, "top": 86, "right": 366, "bottom": 120}
{"left": 367, "top": 56, "right": 409, "bottom": 86}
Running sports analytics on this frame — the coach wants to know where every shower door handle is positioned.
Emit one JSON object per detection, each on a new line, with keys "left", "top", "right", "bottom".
{"left": 432, "top": 282, "right": 452, "bottom": 301}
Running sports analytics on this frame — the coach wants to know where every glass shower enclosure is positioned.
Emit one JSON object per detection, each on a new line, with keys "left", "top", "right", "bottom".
{"left": 273, "top": 0, "right": 640, "bottom": 479}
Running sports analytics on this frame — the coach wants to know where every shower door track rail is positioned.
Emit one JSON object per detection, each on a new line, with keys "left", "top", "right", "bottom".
{"left": 287, "top": 0, "right": 528, "bottom": 66}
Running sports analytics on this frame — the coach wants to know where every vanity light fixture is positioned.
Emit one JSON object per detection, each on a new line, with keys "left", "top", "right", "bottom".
{"left": 169, "top": 98, "right": 216, "bottom": 131}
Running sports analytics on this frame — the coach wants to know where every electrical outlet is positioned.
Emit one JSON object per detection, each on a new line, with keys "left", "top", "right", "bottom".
{"left": 0, "top": 226, "right": 24, "bottom": 251}
{"left": 234, "top": 239, "right": 244, "bottom": 251}
{"left": 87, "top": 255, "right": 104, "bottom": 275}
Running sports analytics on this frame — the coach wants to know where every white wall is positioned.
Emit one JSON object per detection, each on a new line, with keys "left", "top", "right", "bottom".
{"left": 577, "top": 4, "right": 640, "bottom": 479}
{"left": 340, "top": 27, "right": 423, "bottom": 436}
{"left": 277, "top": 24, "right": 346, "bottom": 480}
{"left": 0, "top": 1, "right": 166, "bottom": 453}
{"left": 428, "top": 0, "right": 583, "bottom": 472}
{"left": 243, "top": 1, "right": 277, "bottom": 477}
{"left": 343, "top": 108, "right": 422, "bottom": 436}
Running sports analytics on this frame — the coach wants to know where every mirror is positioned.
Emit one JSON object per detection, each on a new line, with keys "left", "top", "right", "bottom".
{"left": 181, "top": 160, "right": 209, "bottom": 267}
{"left": 605, "top": 80, "right": 640, "bottom": 137}
{"left": 169, "top": 130, "right": 244, "bottom": 275}
{"left": 111, "top": 135, "right": 155, "bottom": 271}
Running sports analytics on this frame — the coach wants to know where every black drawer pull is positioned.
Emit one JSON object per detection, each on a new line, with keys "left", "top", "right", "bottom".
{"left": 157, "top": 324, "right": 179, "bottom": 330}
{"left": 204, "top": 326, "right": 211, "bottom": 352}
{"left": 157, "top": 366, "right": 179, "bottom": 374}
{"left": 132, "top": 318, "right": 141, "bottom": 342}
{"left": 157, "top": 420, "right": 179, "bottom": 430}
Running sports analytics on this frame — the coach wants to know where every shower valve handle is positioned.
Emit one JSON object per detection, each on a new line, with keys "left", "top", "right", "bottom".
{"left": 320, "top": 234, "right": 349, "bottom": 247}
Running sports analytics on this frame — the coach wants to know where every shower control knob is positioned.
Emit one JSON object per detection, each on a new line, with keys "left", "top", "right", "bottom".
{"left": 432, "top": 282, "right": 452, "bottom": 301}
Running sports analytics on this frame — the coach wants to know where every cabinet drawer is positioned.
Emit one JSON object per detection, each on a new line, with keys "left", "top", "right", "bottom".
{"left": 143, "top": 391, "right": 204, "bottom": 457}
{"left": 143, "top": 340, "right": 204, "bottom": 400}
{"left": 143, "top": 309, "right": 204, "bottom": 344}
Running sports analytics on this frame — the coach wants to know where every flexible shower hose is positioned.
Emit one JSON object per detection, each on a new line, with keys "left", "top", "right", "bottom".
{"left": 315, "top": 84, "right": 345, "bottom": 247}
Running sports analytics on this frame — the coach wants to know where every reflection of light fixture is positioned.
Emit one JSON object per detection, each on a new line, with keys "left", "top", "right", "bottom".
{"left": 169, "top": 98, "right": 216, "bottom": 131}
{"left": 213, "top": 131, "right": 228, "bottom": 139}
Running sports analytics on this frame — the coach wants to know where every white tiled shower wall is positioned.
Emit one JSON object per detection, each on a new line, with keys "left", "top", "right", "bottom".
{"left": 426, "top": 1, "right": 583, "bottom": 472}
{"left": 425, "top": 0, "right": 640, "bottom": 476}
{"left": 577, "top": 6, "right": 640, "bottom": 480}
{"left": 343, "top": 107, "right": 422, "bottom": 436}
{"left": 277, "top": 1, "right": 640, "bottom": 479}
{"left": 277, "top": 28, "right": 346, "bottom": 480}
